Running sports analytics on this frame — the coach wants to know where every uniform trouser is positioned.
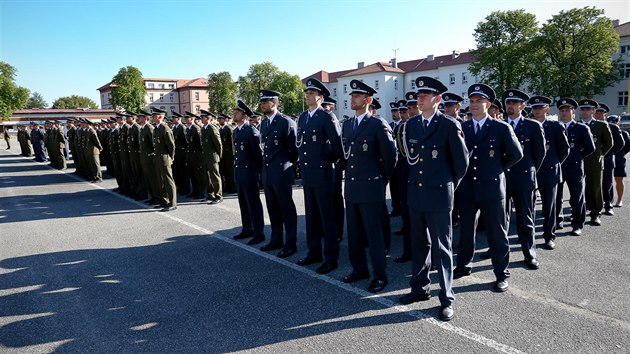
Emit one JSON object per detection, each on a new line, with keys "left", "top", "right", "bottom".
{"left": 346, "top": 201, "right": 387, "bottom": 281}
{"left": 304, "top": 185, "right": 339, "bottom": 263}
{"left": 409, "top": 208, "right": 454, "bottom": 307}
{"left": 174, "top": 149, "right": 190, "bottom": 194}
{"left": 263, "top": 180, "right": 297, "bottom": 248}
{"left": 381, "top": 202, "right": 392, "bottom": 252}
{"left": 5, "top": 138, "right": 10, "bottom": 149}
{"left": 556, "top": 176, "right": 586, "bottom": 229}
{"left": 333, "top": 164, "right": 345, "bottom": 240}
{"left": 506, "top": 189, "right": 537, "bottom": 261}
{"left": 584, "top": 168, "right": 604, "bottom": 217}
{"left": 603, "top": 165, "right": 614, "bottom": 211}
{"left": 112, "top": 154, "right": 124, "bottom": 188}
{"left": 219, "top": 156, "right": 236, "bottom": 194}
{"left": 202, "top": 159, "right": 222, "bottom": 200}
{"left": 187, "top": 152, "right": 203, "bottom": 197}
{"left": 155, "top": 154, "right": 176, "bottom": 207}
{"left": 129, "top": 152, "right": 144, "bottom": 197}
{"left": 57, "top": 146, "right": 67, "bottom": 169}
{"left": 457, "top": 197, "right": 510, "bottom": 281}
{"left": 140, "top": 154, "right": 159, "bottom": 201}
{"left": 537, "top": 182, "right": 559, "bottom": 241}
{"left": 398, "top": 167, "right": 411, "bottom": 257}
{"left": 119, "top": 152, "right": 131, "bottom": 193}
{"left": 237, "top": 179, "right": 265, "bottom": 237}
{"left": 89, "top": 153, "right": 102, "bottom": 181}
{"left": 33, "top": 143, "right": 46, "bottom": 162}
{"left": 389, "top": 167, "right": 401, "bottom": 214}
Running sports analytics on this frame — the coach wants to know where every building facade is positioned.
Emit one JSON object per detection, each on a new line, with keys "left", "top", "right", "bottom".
{"left": 594, "top": 20, "right": 630, "bottom": 115}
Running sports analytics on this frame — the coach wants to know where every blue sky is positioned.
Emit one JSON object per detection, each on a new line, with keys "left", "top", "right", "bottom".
{"left": 1, "top": 0, "right": 628, "bottom": 107}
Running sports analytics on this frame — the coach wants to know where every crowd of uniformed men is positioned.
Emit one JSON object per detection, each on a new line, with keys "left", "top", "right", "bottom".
{"left": 12, "top": 76, "right": 630, "bottom": 322}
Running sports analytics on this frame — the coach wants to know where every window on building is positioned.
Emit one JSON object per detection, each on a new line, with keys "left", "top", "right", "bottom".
{"left": 394, "top": 79, "right": 398, "bottom": 90}
{"left": 148, "top": 83, "right": 154, "bottom": 89}
{"left": 195, "top": 92, "right": 200, "bottom": 101}
{"left": 462, "top": 72, "right": 468, "bottom": 83}
{"left": 619, "top": 91, "right": 629, "bottom": 107}
{"left": 622, "top": 63, "right": 630, "bottom": 78}
{"left": 159, "top": 83, "right": 165, "bottom": 89}
{"left": 159, "top": 93, "right": 164, "bottom": 102}
{"left": 170, "top": 106, "right": 176, "bottom": 112}
{"left": 375, "top": 80, "right": 379, "bottom": 90}
{"left": 333, "top": 88, "right": 337, "bottom": 97}
{"left": 344, "top": 100, "right": 348, "bottom": 109}
{"left": 449, "top": 73, "right": 456, "bottom": 85}
{"left": 170, "top": 93, "right": 174, "bottom": 102}
{"left": 462, "top": 92, "right": 468, "bottom": 104}
{"left": 195, "top": 105, "right": 201, "bottom": 114}
{"left": 149, "top": 93, "right": 154, "bottom": 102}
{"left": 168, "top": 84, "right": 175, "bottom": 89}
{"left": 343, "top": 84, "right": 347, "bottom": 94}
{"left": 620, "top": 45, "right": 630, "bottom": 54}
{"left": 411, "top": 80, "right": 416, "bottom": 89}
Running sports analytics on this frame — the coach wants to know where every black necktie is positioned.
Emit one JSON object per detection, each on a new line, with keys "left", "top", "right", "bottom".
{"left": 423, "top": 119, "right": 429, "bottom": 130}
{"left": 510, "top": 121, "right": 516, "bottom": 130}
{"left": 475, "top": 122, "right": 480, "bottom": 134}
{"left": 353, "top": 118, "right": 359, "bottom": 132}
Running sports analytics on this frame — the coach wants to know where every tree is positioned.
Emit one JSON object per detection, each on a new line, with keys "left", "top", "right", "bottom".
{"left": 238, "top": 62, "right": 306, "bottom": 115}
{"left": 110, "top": 66, "right": 146, "bottom": 113}
{"left": 26, "top": 92, "right": 48, "bottom": 109}
{"left": 0, "top": 61, "right": 29, "bottom": 120}
{"left": 533, "top": 7, "right": 620, "bottom": 99}
{"left": 469, "top": 10, "right": 542, "bottom": 97}
{"left": 52, "top": 95, "right": 98, "bottom": 109}
{"left": 207, "top": 71, "right": 238, "bottom": 114}
{"left": 269, "top": 71, "right": 304, "bottom": 115}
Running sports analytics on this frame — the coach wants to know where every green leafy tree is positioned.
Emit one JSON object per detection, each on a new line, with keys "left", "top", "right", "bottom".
{"left": 110, "top": 66, "right": 146, "bottom": 112}
{"left": 0, "top": 61, "right": 29, "bottom": 120}
{"left": 533, "top": 7, "right": 620, "bottom": 99}
{"left": 26, "top": 92, "right": 48, "bottom": 108}
{"left": 270, "top": 71, "right": 304, "bottom": 115}
{"left": 469, "top": 10, "right": 542, "bottom": 96}
{"left": 52, "top": 95, "right": 98, "bottom": 109}
{"left": 207, "top": 71, "right": 238, "bottom": 114}
{"left": 238, "top": 62, "right": 280, "bottom": 108}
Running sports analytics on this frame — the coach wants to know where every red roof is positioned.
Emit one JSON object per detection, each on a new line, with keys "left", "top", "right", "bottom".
{"left": 616, "top": 21, "right": 630, "bottom": 37}
{"left": 14, "top": 109, "right": 115, "bottom": 114}
{"left": 340, "top": 62, "right": 404, "bottom": 78}
{"left": 98, "top": 77, "right": 207, "bottom": 92}
{"left": 302, "top": 68, "right": 355, "bottom": 84}
{"left": 397, "top": 52, "right": 476, "bottom": 73}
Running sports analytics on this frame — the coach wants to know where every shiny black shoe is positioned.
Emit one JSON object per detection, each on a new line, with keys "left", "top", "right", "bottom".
{"left": 367, "top": 279, "right": 387, "bottom": 293}
{"left": 277, "top": 247, "right": 297, "bottom": 258}
{"left": 602, "top": 209, "right": 614, "bottom": 216}
{"left": 342, "top": 271, "right": 370, "bottom": 283}
{"left": 440, "top": 305, "right": 454, "bottom": 321}
{"left": 590, "top": 216, "right": 602, "bottom": 226}
{"left": 160, "top": 206, "right": 177, "bottom": 212}
{"left": 247, "top": 236, "right": 265, "bottom": 245}
{"left": 394, "top": 254, "right": 411, "bottom": 263}
{"left": 525, "top": 258, "right": 540, "bottom": 270}
{"left": 260, "top": 242, "right": 283, "bottom": 252}
{"left": 297, "top": 255, "right": 323, "bottom": 266}
{"left": 494, "top": 279, "right": 509, "bottom": 292}
{"left": 570, "top": 228, "right": 582, "bottom": 236}
{"left": 399, "top": 292, "right": 431, "bottom": 305}
{"left": 556, "top": 222, "right": 564, "bottom": 230}
{"left": 453, "top": 267, "right": 472, "bottom": 279}
{"left": 316, "top": 261, "right": 338, "bottom": 274}
{"left": 543, "top": 239, "right": 556, "bottom": 250}
{"left": 233, "top": 232, "right": 253, "bottom": 240}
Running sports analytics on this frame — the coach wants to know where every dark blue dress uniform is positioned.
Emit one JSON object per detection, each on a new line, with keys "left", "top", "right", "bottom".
{"left": 296, "top": 79, "right": 344, "bottom": 271}
{"left": 393, "top": 119, "right": 412, "bottom": 262}
{"left": 259, "top": 90, "right": 299, "bottom": 252}
{"left": 611, "top": 116, "right": 630, "bottom": 182}
{"left": 30, "top": 126, "right": 47, "bottom": 162}
{"left": 401, "top": 77, "right": 469, "bottom": 312}
{"left": 555, "top": 98, "right": 596, "bottom": 235}
{"left": 503, "top": 89, "right": 546, "bottom": 267}
{"left": 455, "top": 84, "right": 523, "bottom": 286}
{"left": 341, "top": 80, "right": 397, "bottom": 292}
{"left": 232, "top": 100, "right": 265, "bottom": 242}
{"left": 599, "top": 104, "right": 625, "bottom": 214}
{"left": 531, "top": 96, "right": 570, "bottom": 247}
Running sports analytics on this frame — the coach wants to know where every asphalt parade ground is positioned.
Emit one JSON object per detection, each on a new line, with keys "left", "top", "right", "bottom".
{"left": 1, "top": 146, "right": 629, "bottom": 353}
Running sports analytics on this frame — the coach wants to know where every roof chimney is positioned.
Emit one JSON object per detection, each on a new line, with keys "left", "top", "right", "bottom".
{"left": 389, "top": 58, "right": 397, "bottom": 68}
{"left": 452, "top": 50, "right": 460, "bottom": 59}
{"left": 357, "top": 62, "right": 365, "bottom": 69}
{"left": 613, "top": 19, "right": 620, "bottom": 27}
{"left": 427, "top": 55, "right": 434, "bottom": 62}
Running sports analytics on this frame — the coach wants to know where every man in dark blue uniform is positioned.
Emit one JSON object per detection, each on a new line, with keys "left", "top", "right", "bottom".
{"left": 231, "top": 100, "right": 266, "bottom": 246}
{"left": 295, "top": 79, "right": 344, "bottom": 272}
{"left": 388, "top": 102, "right": 402, "bottom": 217}
{"left": 531, "top": 96, "right": 570, "bottom": 250}
{"left": 30, "top": 122, "right": 47, "bottom": 162}
{"left": 322, "top": 97, "right": 345, "bottom": 243}
{"left": 595, "top": 103, "right": 625, "bottom": 216}
{"left": 555, "top": 98, "right": 596, "bottom": 236}
{"left": 503, "top": 89, "right": 546, "bottom": 269}
{"left": 259, "top": 89, "right": 299, "bottom": 254}
{"left": 454, "top": 84, "right": 523, "bottom": 292}
{"left": 442, "top": 92, "right": 465, "bottom": 230}
{"left": 341, "top": 80, "right": 397, "bottom": 293}
{"left": 397, "top": 77, "right": 468, "bottom": 322}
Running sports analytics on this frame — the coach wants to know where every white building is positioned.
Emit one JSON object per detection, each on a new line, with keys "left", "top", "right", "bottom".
{"left": 594, "top": 20, "right": 630, "bottom": 115}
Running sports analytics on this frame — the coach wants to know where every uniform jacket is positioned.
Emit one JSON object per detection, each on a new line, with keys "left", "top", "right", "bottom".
{"left": 504, "top": 117, "right": 546, "bottom": 192}
{"left": 173, "top": 123, "right": 187, "bottom": 151}
{"left": 128, "top": 123, "right": 141, "bottom": 154}
{"left": 119, "top": 124, "right": 129, "bottom": 153}
{"left": 341, "top": 113, "right": 397, "bottom": 203}
{"left": 296, "top": 107, "right": 343, "bottom": 188}
{"left": 234, "top": 122, "right": 263, "bottom": 183}
{"left": 405, "top": 112, "right": 469, "bottom": 212}
{"left": 186, "top": 124, "right": 202, "bottom": 154}
{"left": 260, "top": 112, "right": 298, "bottom": 184}
{"left": 536, "top": 119, "right": 570, "bottom": 186}
{"left": 86, "top": 127, "right": 102, "bottom": 155}
{"left": 458, "top": 117, "right": 523, "bottom": 202}
{"left": 583, "top": 119, "right": 613, "bottom": 171}
{"left": 109, "top": 128, "right": 120, "bottom": 158}
{"left": 153, "top": 122, "right": 175, "bottom": 159}
{"left": 560, "top": 121, "right": 596, "bottom": 178}
{"left": 201, "top": 123, "right": 222, "bottom": 163}
{"left": 139, "top": 123, "right": 155, "bottom": 155}
{"left": 603, "top": 122, "right": 625, "bottom": 170}
{"left": 219, "top": 124, "right": 235, "bottom": 160}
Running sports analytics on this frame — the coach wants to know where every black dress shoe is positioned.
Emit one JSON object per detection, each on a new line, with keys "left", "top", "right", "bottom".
{"left": 399, "top": 292, "right": 431, "bottom": 305}
{"left": 316, "top": 261, "right": 338, "bottom": 274}
{"left": 453, "top": 267, "right": 471, "bottom": 279}
{"left": 394, "top": 254, "right": 411, "bottom": 263}
{"left": 590, "top": 216, "right": 602, "bottom": 226}
{"left": 543, "top": 239, "right": 556, "bottom": 250}
{"left": 525, "top": 258, "right": 540, "bottom": 270}
{"left": 556, "top": 222, "right": 564, "bottom": 230}
{"left": 479, "top": 250, "right": 492, "bottom": 259}
{"left": 494, "top": 279, "right": 509, "bottom": 292}
{"left": 367, "top": 279, "right": 387, "bottom": 293}
{"left": 570, "top": 228, "right": 582, "bottom": 236}
{"left": 260, "top": 242, "right": 283, "bottom": 252}
{"left": 233, "top": 232, "right": 253, "bottom": 240}
{"left": 297, "top": 255, "right": 323, "bottom": 266}
{"left": 603, "top": 209, "right": 614, "bottom": 216}
{"left": 160, "top": 206, "right": 177, "bottom": 212}
{"left": 277, "top": 247, "right": 297, "bottom": 258}
{"left": 440, "top": 305, "right": 454, "bottom": 321}
{"left": 342, "top": 271, "right": 370, "bottom": 283}
{"left": 247, "top": 236, "right": 265, "bottom": 245}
